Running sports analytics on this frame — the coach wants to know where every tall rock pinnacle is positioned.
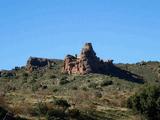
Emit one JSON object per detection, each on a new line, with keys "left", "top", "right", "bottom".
{"left": 62, "top": 43, "right": 113, "bottom": 74}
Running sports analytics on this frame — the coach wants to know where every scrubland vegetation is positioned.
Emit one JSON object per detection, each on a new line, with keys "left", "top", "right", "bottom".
{"left": 0, "top": 60, "right": 160, "bottom": 119}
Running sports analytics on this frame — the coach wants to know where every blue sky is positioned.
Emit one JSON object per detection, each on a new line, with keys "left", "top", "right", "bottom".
{"left": 0, "top": 0, "right": 160, "bottom": 69}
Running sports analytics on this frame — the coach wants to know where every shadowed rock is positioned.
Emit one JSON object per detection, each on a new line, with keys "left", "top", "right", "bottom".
{"left": 26, "top": 57, "right": 55, "bottom": 72}
{"left": 62, "top": 43, "right": 144, "bottom": 84}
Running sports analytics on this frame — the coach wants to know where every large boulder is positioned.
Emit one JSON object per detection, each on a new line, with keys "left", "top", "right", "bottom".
{"left": 26, "top": 57, "right": 55, "bottom": 72}
{"left": 62, "top": 43, "right": 113, "bottom": 74}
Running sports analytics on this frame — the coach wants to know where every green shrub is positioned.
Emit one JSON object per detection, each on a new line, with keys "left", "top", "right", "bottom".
{"left": 49, "top": 75, "right": 56, "bottom": 79}
{"left": 88, "top": 83, "right": 97, "bottom": 89}
{"left": 100, "top": 80, "right": 113, "bottom": 87}
{"left": 22, "top": 72, "right": 29, "bottom": 77}
{"left": 127, "top": 85, "right": 160, "bottom": 120}
{"left": 46, "top": 99, "right": 71, "bottom": 120}
{"left": 52, "top": 88, "right": 58, "bottom": 92}
{"left": 71, "top": 86, "right": 78, "bottom": 90}
{"left": 54, "top": 99, "right": 71, "bottom": 110}
{"left": 32, "top": 72, "right": 38, "bottom": 80}
{"left": 82, "top": 87, "right": 88, "bottom": 91}
{"left": 34, "top": 102, "right": 48, "bottom": 116}
{"left": 59, "top": 79, "right": 69, "bottom": 85}
{"left": 46, "top": 109, "right": 66, "bottom": 120}
{"left": 94, "top": 91, "right": 102, "bottom": 98}
{"left": 31, "top": 84, "right": 39, "bottom": 92}
{"left": 60, "top": 76, "right": 68, "bottom": 80}
{"left": 67, "top": 109, "right": 80, "bottom": 118}
{"left": 29, "top": 78, "right": 37, "bottom": 84}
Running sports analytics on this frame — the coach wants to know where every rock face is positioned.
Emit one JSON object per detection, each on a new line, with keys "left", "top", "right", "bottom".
{"left": 26, "top": 57, "right": 55, "bottom": 72}
{"left": 62, "top": 43, "right": 113, "bottom": 74}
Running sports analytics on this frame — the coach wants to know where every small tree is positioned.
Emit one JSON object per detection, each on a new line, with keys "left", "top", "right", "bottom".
{"left": 34, "top": 101, "right": 48, "bottom": 119}
{"left": 54, "top": 99, "right": 71, "bottom": 112}
{"left": 46, "top": 98, "right": 71, "bottom": 120}
{"left": 100, "top": 80, "right": 113, "bottom": 87}
{"left": 127, "top": 85, "right": 160, "bottom": 120}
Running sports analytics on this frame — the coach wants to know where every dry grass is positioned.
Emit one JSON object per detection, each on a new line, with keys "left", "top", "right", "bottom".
{"left": 2, "top": 60, "right": 159, "bottom": 119}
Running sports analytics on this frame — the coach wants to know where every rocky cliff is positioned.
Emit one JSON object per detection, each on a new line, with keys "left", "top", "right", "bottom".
{"left": 62, "top": 43, "right": 113, "bottom": 74}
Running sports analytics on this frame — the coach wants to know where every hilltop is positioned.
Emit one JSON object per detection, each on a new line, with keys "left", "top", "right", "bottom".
{"left": 0, "top": 43, "right": 160, "bottom": 120}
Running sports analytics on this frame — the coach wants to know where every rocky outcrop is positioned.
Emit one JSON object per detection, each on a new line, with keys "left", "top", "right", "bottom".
{"left": 0, "top": 70, "right": 16, "bottom": 78}
{"left": 26, "top": 57, "right": 55, "bottom": 72}
{"left": 62, "top": 43, "right": 113, "bottom": 74}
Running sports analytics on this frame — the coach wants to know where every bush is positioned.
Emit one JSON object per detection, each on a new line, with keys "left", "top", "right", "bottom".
{"left": 34, "top": 101, "right": 48, "bottom": 116}
{"left": 29, "top": 78, "right": 37, "bottom": 84}
{"left": 59, "top": 79, "right": 69, "bottom": 85}
{"left": 22, "top": 72, "right": 29, "bottom": 77}
{"left": 94, "top": 91, "right": 102, "bottom": 98}
{"left": 32, "top": 84, "right": 39, "bottom": 92}
{"left": 67, "top": 109, "right": 80, "bottom": 118}
{"left": 88, "top": 83, "right": 97, "bottom": 89}
{"left": 60, "top": 76, "right": 68, "bottom": 80}
{"left": 33, "top": 98, "right": 71, "bottom": 119}
{"left": 100, "top": 80, "right": 113, "bottom": 87}
{"left": 82, "top": 87, "right": 88, "bottom": 91}
{"left": 127, "top": 85, "right": 160, "bottom": 120}
{"left": 49, "top": 75, "right": 56, "bottom": 79}
{"left": 54, "top": 99, "right": 70, "bottom": 110}
{"left": 71, "top": 86, "right": 78, "bottom": 90}
{"left": 46, "top": 98, "right": 71, "bottom": 120}
{"left": 46, "top": 109, "right": 66, "bottom": 120}
{"left": 52, "top": 88, "right": 58, "bottom": 92}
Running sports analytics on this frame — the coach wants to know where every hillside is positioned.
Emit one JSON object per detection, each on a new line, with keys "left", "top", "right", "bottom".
{"left": 0, "top": 44, "right": 160, "bottom": 120}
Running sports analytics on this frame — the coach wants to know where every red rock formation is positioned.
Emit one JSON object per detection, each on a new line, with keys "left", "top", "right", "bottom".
{"left": 62, "top": 43, "right": 113, "bottom": 74}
